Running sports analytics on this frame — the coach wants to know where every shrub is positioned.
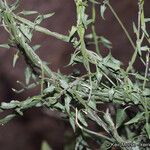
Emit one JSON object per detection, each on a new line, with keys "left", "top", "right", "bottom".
{"left": 0, "top": 0, "right": 150, "bottom": 149}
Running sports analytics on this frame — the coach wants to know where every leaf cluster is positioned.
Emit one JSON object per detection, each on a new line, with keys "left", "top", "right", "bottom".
{"left": 0, "top": 0, "right": 150, "bottom": 150}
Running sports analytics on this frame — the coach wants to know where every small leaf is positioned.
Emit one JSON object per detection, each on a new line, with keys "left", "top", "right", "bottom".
{"left": 142, "top": 88, "right": 150, "bottom": 96}
{"left": 103, "top": 53, "right": 121, "bottom": 71}
{"left": 60, "top": 79, "right": 69, "bottom": 89}
{"left": 140, "top": 46, "right": 149, "bottom": 51}
{"left": 69, "top": 116, "right": 76, "bottom": 132}
{"left": 10, "top": 0, "right": 20, "bottom": 11}
{"left": 96, "top": 71, "right": 102, "bottom": 82}
{"left": 32, "top": 44, "right": 41, "bottom": 51}
{"left": 19, "top": 24, "right": 32, "bottom": 41}
{"left": 0, "top": 1, "right": 5, "bottom": 9}
{"left": 144, "top": 18, "right": 150, "bottom": 23}
{"left": 0, "top": 114, "right": 16, "bottom": 125}
{"left": 69, "top": 26, "right": 77, "bottom": 41}
{"left": 145, "top": 123, "right": 150, "bottom": 139}
{"left": 1, "top": 101, "right": 19, "bottom": 109}
{"left": 135, "top": 73, "right": 148, "bottom": 81}
{"left": 43, "top": 85, "right": 55, "bottom": 94}
{"left": 65, "top": 96, "right": 71, "bottom": 114}
{"left": 104, "top": 109, "right": 115, "bottom": 127}
{"left": 125, "top": 112, "right": 144, "bottom": 125}
{"left": 100, "top": 141, "right": 112, "bottom": 150}
{"left": 108, "top": 88, "right": 114, "bottom": 101}
{"left": 41, "top": 141, "right": 52, "bottom": 150}
{"left": 20, "top": 10, "right": 38, "bottom": 15}
{"left": 116, "top": 108, "right": 127, "bottom": 128}
{"left": 54, "top": 103, "right": 65, "bottom": 111}
{"left": 88, "top": 100, "right": 96, "bottom": 110}
{"left": 78, "top": 111, "right": 88, "bottom": 127}
{"left": 133, "top": 22, "right": 138, "bottom": 36}
{"left": 125, "top": 126, "right": 136, "bottom": 139}
{"left": 25, "top": 67, "right": 32, "bottom": 85}
{"left": 34, "top": 13, "right": 54, "bottom": 25}
{"left": 0, "top": 44, "right": 10, "bottom": 49}
{"left": 85, "top": 34, "right": 93, "bottom": 39}
{"left": 99, "top": 36, "right": 112, "bottom": 49}
{"left": 89, "top": 0, "right": 99, "bottom": 4}
{"left": 34, "top": 15, "right": 44, "bottom": 25}
{"left": 43, "top": 12, "right": 55, "bottom": 19}
{"left": 136, "top": 40, "right": 142, "bottom": 56}
{"left": 100, "top": 4, "right": 106, "bottom": 20}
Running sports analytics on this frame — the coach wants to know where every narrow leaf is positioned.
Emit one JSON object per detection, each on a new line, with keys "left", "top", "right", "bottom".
{"left": 43, "top": 12, "right": 55, "bottom": 19}
{"left": 20, "top": 10, "right": 38, "bottom": 16}
{"left": 145, "top": 123, "right": 150, "bottom": 139}
{"left": 24, "top": 67, "right": 32, "bottom": 85}
{"left": 0, "top": 114, "right": 16, "bottom": 125}
{"left": 0, "top": 44, "right": 10, "bottom": 49}
{"left": 100, "top": 4, "right": 106, "bottom": 20}
{"left": 13, "top": 52, "right": 19, "bottom": 67}
{"left": 116, "top": 108, "right": 127, "bottom": 128}
{"left": 41, "top": 141, "right": 52, "bottom": 150}
{"left": 125, "top": 113, "right": 144, "bottom": 125}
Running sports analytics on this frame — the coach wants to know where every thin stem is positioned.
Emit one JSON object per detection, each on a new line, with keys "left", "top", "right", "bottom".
{"left": 13, "top": 14, "right": 69, "bottom": 42}
{"left": 91, "top": 3, "right": 101, "bottom": 56}
{"left": 106, "top": 2, "right": 137, "bottom": 73}
{"left": 75, "top": 108, "right": 114, "bottom": 142}
{"left": 40, "top": 60, "right": 44, "bottom": 95}
{"left": 75, "top": 0, "right": 92, "bottom": 102}
{"left": 143, "top": 51, "right": 149, "bottom": 89}
{"left": 106, "top": 3, "right": 136, "bottom": 50}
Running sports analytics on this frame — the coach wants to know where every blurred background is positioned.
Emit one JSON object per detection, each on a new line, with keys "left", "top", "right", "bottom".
{"left": 0, "top": 0, "right": 149, "bottom": 149}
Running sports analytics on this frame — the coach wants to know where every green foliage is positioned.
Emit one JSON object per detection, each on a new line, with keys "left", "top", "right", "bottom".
{"left": 0, "top": 0, "right": 150, "bottom": 150}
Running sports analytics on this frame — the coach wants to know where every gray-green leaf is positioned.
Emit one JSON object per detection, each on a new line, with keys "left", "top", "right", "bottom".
{"left": 0, "top": 114, "right": 16, "bottom": 125}
{"left": 125, "top": 112, "right": 144, "bottom": 125}
{"left": 100, "top": 4, "right": 106, "bottom": 20}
